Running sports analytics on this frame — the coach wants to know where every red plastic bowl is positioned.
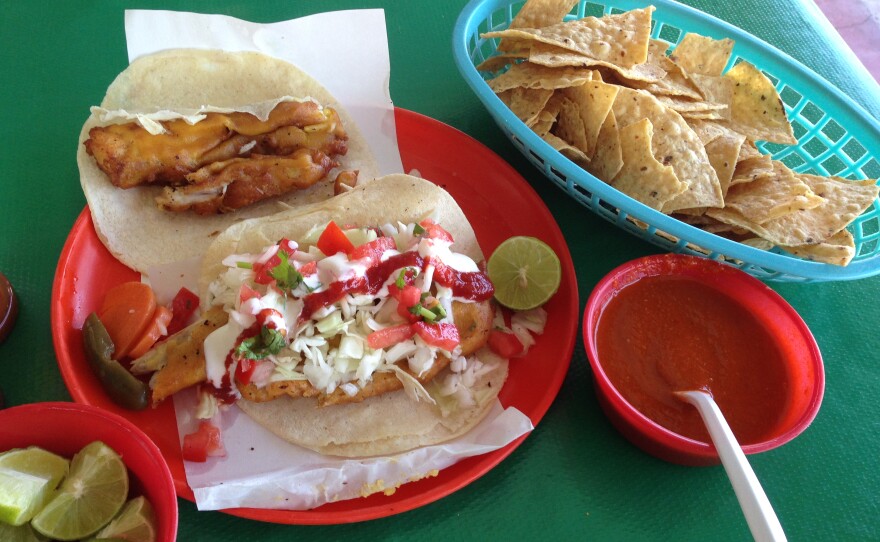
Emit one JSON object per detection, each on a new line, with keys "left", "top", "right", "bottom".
{"left": 583, "top": 254, "right": 824, "bottom": 466}
{"left": 0, "top": 402, "right": 177, "bottom": 540}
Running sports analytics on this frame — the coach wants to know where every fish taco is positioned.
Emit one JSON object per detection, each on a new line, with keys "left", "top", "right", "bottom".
{"left": 78, "top": 48, "right": 379, "bottom": 273}
{"left": 141, "top": 174, "right": 511, "bottom": 457}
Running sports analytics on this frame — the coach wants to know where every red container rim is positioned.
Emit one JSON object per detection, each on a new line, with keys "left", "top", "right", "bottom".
{"left": 0, "top": 402, "right": 178, "bottom": 540}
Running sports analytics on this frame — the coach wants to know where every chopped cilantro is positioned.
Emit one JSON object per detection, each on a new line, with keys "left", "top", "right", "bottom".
{"left": 270, "top": 250, "right": 304, "bottom": 292}
{"left": 235, "top": 326, "right": 285, "bottom": 360}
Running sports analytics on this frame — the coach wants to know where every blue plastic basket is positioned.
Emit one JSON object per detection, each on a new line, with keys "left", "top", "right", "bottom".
{"left": 453, "top": 0, "right": 880, "bottom": 282}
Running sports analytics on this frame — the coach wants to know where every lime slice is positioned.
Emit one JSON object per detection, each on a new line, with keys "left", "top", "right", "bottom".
{"left": 95, "top": 496, "right": 156, "bottom": 542}
{"left": 487, "top": 236, "right": 561, "bottom": 310}
{"left": 31, "top": 441, "right": 129, "bottom": 541}
{"left": 0, "top": 520, "right": 46, "bottom": 542}
{"left": 0, "top": 447, "right": 69, "bottom": 525}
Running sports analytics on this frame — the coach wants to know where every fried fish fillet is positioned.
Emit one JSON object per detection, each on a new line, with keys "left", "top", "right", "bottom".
{"left": 84, "top": 100, "right": 347, "bottom": 189}
{"left": 130, "top": 306, "right": 229, "bottom": 406}
{"left": 155, "top": 149, "right": 343, "bottom": 215}
{"left": 144, "top": 300, "right": 494, "bottom": 407}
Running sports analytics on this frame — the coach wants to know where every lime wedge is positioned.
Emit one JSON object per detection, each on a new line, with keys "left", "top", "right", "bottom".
{"left": 0, "top": 447, "right": 69, "bottom": 526}
{"left": 487, "top": 236, "right": 561, "bottom": 310}
{"left": 31, "top": 441, "right": 129, "bottom": 541}
{"left": 95, "top": 496, "right": 156, "bottom": 542}
{"left": 0, "top": 520, "right": 46, "bottom": 542}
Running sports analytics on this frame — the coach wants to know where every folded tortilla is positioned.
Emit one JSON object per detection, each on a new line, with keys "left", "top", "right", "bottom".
{"left": 200, "top": 174, "right": 508, "bottom": 457}
{"left": 77, "top": 48, "right": 379, "bottom": 273}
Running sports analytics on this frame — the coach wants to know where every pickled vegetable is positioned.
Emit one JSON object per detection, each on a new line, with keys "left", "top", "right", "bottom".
{"left": 82, "top": 314, "right": 149, "bottom": 411}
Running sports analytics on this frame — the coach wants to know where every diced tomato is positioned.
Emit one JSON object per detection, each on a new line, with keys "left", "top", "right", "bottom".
{"left": 299, "top": 260, "right": 318, "bottom": 276}
{"left": 277, "top": 238, "right": 296, "bottom": 256}
{"left": 398, "top": 285, "right": 423, "bottom": 321}
{"left": 317, "top": 221, "right": 355, "bottom": 256}
{"left": 238, "top": 283, "right": 261, "bottom": 305}
{"left": 127, "top": 305, "right": 173, "bottom": 359}
{"left": 413, "top": 321, "right": 460, "bottom": 351}
{"left": 349, "top": 236, "right": 396, "bottom": 266}
{"left": 488, "top": 330, "right": 524, "bottom": 358}
{"left": 252, "top": 240, "right": 297, "bottom": 285}
{"left": 253, "top": 252, "right": 282, "bottom": 285}
{"left": 235, "top": 358, "right": 256, "bottom": 387}
{"left": 397, "top": 285, "right": 422, "bottom": 309}
{"left": 182, "top": 421, "right": 226, "bottom": 463}
{"left": 367, "top": 324, "right": 415, "bottom": 349}
{"left": 166, "top": 287, "right": 200, "bottom": 336}
{"left": 419, "top": 219, "right": 454, "bottom": 243}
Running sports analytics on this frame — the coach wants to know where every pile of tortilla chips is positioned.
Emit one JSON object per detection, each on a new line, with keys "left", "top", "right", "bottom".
{"left": 480, "top": 2, "right": 879, "bottom": 266}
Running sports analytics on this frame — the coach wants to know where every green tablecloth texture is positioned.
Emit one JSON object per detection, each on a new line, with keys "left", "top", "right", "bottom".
{"left": 2, "top": 0, "right": 879, "bottom": 539}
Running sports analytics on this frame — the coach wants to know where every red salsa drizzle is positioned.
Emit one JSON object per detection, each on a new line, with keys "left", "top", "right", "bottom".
{"left": 299, "top": 251, "right": 494, "bottom": 321}
{"left": 431, "top": 260, "right": 495, "bottom": 301}
{"left": 212, "top": 309, "right": 282, "bottom": 403}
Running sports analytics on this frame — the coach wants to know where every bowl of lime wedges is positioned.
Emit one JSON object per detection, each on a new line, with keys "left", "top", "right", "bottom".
{"left": 0, "top": 402, "right": 177, "bottom": 541}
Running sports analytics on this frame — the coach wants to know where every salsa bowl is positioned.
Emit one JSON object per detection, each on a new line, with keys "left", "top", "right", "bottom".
{"left": 582, "top": 254, "right": 824, "bottom": 465}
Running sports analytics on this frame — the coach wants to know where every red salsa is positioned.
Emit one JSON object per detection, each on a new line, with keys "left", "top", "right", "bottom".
{"left": 595, "top": 275, "right": 790, "bottom": 444}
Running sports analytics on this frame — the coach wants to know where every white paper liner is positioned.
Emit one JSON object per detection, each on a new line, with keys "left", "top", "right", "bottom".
{"left": 174, "top": 389, "right": 533, "bottom": 511}
{"left": 130, "top": 10, "right": 535, "bottom": 511}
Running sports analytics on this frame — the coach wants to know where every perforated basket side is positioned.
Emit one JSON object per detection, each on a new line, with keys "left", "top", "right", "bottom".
{"left": 453, "top": 0, "right": 880, "bottom": 282}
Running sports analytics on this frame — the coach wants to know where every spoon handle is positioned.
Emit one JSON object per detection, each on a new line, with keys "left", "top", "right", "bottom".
{"left": 678, "top": 391, "right": 787, "bottom": 542}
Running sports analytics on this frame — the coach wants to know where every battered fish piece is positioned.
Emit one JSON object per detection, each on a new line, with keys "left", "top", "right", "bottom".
{"left": 130, "top": 306, "right": 229, "bottom": 406}
{"left": 85, "top": 100, "right": 343, "bottom": 189}
{"left": 156, "top": 149, "right": 354, "bottom": 215}
{"left": 145, "top": 300, "right": 494, "bottom": 407}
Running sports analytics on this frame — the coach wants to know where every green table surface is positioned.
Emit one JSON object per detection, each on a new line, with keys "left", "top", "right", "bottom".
{"left": 2, "top": 0, "right": 879, "bottom": 540}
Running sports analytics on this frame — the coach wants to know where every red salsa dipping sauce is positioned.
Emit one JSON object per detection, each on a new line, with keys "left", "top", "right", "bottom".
{"left": 595, "top": 275, "right": 790, "bottom": 445}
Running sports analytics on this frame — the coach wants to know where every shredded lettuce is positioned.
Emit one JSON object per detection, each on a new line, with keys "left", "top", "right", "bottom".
{"left": 385, "top": 364, "right": 435, "bottom": 404}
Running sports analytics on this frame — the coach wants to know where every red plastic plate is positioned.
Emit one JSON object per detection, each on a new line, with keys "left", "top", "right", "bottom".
{"left": 51, "top": 108, "right": 578, "bottom": 524}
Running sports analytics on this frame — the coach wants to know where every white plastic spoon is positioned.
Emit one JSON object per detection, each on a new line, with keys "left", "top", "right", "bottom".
{"left": 675, "top": 390, "right": 787, "bottom": 542}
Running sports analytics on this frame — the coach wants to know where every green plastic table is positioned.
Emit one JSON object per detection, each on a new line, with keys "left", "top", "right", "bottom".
{"left": 2, "top": 1, "right": 879, "bottom": 539}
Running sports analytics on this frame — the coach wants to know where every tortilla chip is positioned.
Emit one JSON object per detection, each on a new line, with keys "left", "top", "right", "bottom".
{"left": 687, "top": 119, "right": 733, "bottom": 145}
{"left": 655, "top": 95, "right": 727, "bottom": 114}
{"left": 560, "top": 80, "right": 619, "bottom": 157}
{"left": 670, "top": 33, "right": 735, "bottom": 76}
{"left": 610, "top": 87, "right": 723, "bottom": 212}
{"left": 476, "top": 52, "right": 529, "bottom": 72}
{"left": 586, "top": 108, "right": 623, "bottom": 181}
{"left": 707, "top": 175, "right": 879, "bottom": 245}
{"left": 625, "top": 40, "right": 704, "bottom": 99}
{"left": 724, "top": 161, "right": 824, "bottom": 223}
{"left": 731, "top": 152, "right": 775, "bottom": 185}
{"left": 781, "top": 229, "right": 856, "bottom": 266}
{"left": 487, "top": 62, "right": 594, "bottom": 92}
{"left": 510, "top": 0, "right": 578, "bottom": 28}
{"left": 498, "top": 0, "right": 579, "bottom": 52}
{"left": 688, "top": 73, "right": 733, "bottom": 119}
{"left": 531, "top": 110, "right": 555, "bottom": 136}
{"left": 737, "top": 140, "right": 763, "bottom": 161}
{"left": 529, "top": 41, "right": 667, "bottom": 82}
{"left": 542, "top": 132, "right": 591, "bottom": 165}
{"left": 500, "top": 87, "right": 555, "bottom": 125}
{"left": 725, "top": 61, "right": 797, "bottom": 145}
{"left": 704, "top": 132, "right": 746, "bottom": 197}
{"left": 483, "top": 7, "right": 655, "bottom": 69}
{"left": 531, "top": 92, "right": 565, "bottom": 136}
{"left": 611, "top": 118, "right": 686, "bottom": 209}
{"left": 554, "top": 95, "right": 590, "bottom": 151}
